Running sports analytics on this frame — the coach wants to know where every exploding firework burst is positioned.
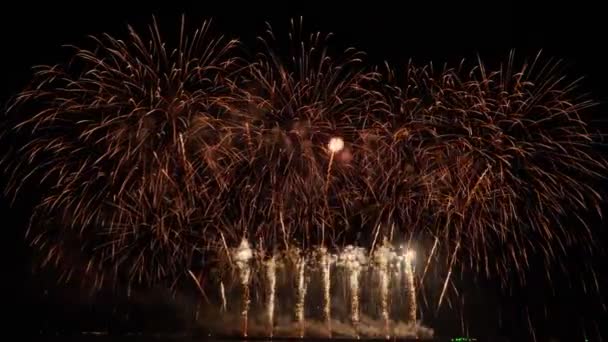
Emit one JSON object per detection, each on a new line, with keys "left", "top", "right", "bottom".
{"left": 2, "top": 16, "right": 606, "bottom": 318}
{"left": 2, "top": 16, "right": 240, "bottom": 289}
{"left": 221, "top": 18, "right": 385, "bottom": 250}
{"left": 380, "top": 53, "right": 607, "bottom": 308}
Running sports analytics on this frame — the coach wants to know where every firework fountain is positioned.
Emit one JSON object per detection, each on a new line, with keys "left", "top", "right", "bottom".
{"left": 212, "top": 241, "right": 426, "bottom": 338}
{"left": 404, "top": 249, "right": 417, "bottom": 325}
{"left": 373, "top": 240, "right": 393, "bottom": 339}
{"left": 319, "top": 247, "right": 333, "bottom": 336}
{"left": 232, "top": 239, "right": 253, "bottom": 337}
{"left": 295, "top": 253, "right": 308, "bottom": 338}
{"left": 265, "top": 255, "right": 277, "bottom": 337}
{"left": 338, "top": 246, "right": 368, "bottom": 338}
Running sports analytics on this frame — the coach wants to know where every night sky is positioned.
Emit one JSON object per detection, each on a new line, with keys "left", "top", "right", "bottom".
{"left": 2, "top": 2, "right": 607, "bottom": 341}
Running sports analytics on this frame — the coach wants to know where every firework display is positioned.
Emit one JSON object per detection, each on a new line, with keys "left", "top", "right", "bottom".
{"left": 1, "top": 16, "right": 606, "bottom": 338}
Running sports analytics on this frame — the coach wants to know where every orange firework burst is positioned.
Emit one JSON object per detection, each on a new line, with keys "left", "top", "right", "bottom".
{"left": 381, "top": 53, "right": 606, "bottom": 308}
{"left": 3, "top": 16, "right": 240, "bottom": 289}
{"left": 2, "top": 16, "right": 606, "bottom": 304}
{"left": 220, "top": 18, "right": 385, "bottom": 250}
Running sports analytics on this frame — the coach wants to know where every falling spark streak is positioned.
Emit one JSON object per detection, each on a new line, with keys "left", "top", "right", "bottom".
{"left": 188, "top": 270, "right": 207, "bottom": 301}
{"left": 420, "top": 237, "right": 439, "bottom": 287}
{"left": 526, "top": 308, "right": 537, "bottom": 342}
{"left": 221, "top": 233, "right": 232, "bottom": 265}
{"left": 438, "top": 243, "right": 460, "bottom": 312}
{"left": 279, "top": 211, "right": 289, "bottom": 251}
{"left": 220, "top": 281, "right": 227, "bottom": 313}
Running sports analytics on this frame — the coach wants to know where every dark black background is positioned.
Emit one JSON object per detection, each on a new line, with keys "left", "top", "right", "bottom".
{"left": 2, "top": 1, "right": 607, "bottom": 341}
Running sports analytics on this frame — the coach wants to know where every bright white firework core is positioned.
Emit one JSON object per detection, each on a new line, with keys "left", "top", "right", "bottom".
{"left": 234, "top": 239, "right": 253, "bottom": 263}
{"left": 328, "top": 137, "right": 345, "bottom": 153}
{"left": 405, "top": 249, "right": 415, "bottom": 263}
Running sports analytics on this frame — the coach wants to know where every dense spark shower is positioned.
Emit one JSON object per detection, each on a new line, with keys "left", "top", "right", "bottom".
{"left": 2, "top": 15, "right": 607, "bottom": 339}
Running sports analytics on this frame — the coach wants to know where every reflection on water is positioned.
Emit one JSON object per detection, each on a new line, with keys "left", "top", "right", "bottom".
{"left": 33, "top": 333, "right": 440, "bottom": 342}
